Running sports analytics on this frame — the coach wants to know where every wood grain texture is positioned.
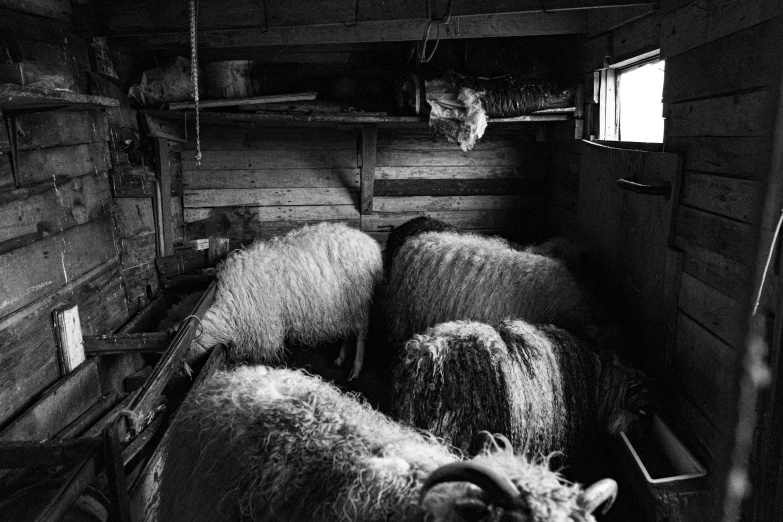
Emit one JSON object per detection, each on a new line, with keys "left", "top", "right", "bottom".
{"left": 679, "top": 239, "right": 752, "bottom": 302}
{"left": 182, "top": 149, "right": 358, "bottom": 170}
{"left": 665, "top": 136, "right": 771, "bottom": 179}
{"left": 184, "top": 168, "right": 360, "bottom": 189}
{"left": 664, "top": 89, "right": 777, "bottom": 138}
{"left": 377, "top": 146, "right": 540, "bottom": 167}
{"left": 184, "top": 187, "right": 358, "bottom": 208}
{"left": 16, "top": 142, "right": 110, "bottom": 186}
{"left": 373, "top": 195, "right": 532, "bottom": 212}
{"left": 110, "top": 165, "right": 157, "bottom": 198}
{"left": 375, "top": 178, "right": 545, "bottom": 197}
{"left": 114, "top": 198, "right": 156, "bottom": 238}
{"left": 0, "top": 218, "right": 119, "bottom": 320}
{"left": 0, "top": 359, "right": 100, "bottom": 441}
{"left": 0, "top": 172, "right": 112, "bottom": 247}
{"left": 360, "top": 208, "right": 544, "bottom": 232}
{"left": 155, "top": 138, "right": 174, "bottom": 256}
{"left": 183, "top": 125, "right": 357, "bottom": 151}
{"left": 678, "top": 271, "right": 746, "bottom": 348}
{"left": 360, "top": 125, "right": 377, "bottom": 214}
{"left": 680, "top": 172, "right": 760, "bottom": 223}
{"left": 13, "top": 110, "right": 107, "bottom": 150}
{"left": 0, "top": 0, "right": 71, "bottom": 20}
{"left": 185, "top": 205, "right": 359, "bottom": 223}
{"left": 663, "top": 17, "right": 783, "bottom": 103}
{"left": 661, "top": 0, "right": 782, "bottom": 59}
{"left": 675, "top": 205, "right": 756, "bottom": 264}
{"left": 84, "top": 332, "right": 171, "bottom": 355}
{"left": 374, "top": 165, "right": 533, "bottom": 180}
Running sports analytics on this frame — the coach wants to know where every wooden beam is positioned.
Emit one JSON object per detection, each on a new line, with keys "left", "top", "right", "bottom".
{"left": 143, "top": 115, "right": 186, "bottom": 143}
{"left": 169, "top": 92, "right": 317, "bottom": 110}
{"left": 83, "top": 332, "right": 172, "bottom": 355}
{"left": 208, "top": 237, "right": 230, "bottom": 266}
{"left": 124, "top": 282, "right": 217, "bottom": 434}
{"left": 109, "top": 11, "right": 588, "bottom": 48}
{"left": 155, "top": 249, "right": 209, "bottom": 278}
{"left": 154, "top": 138, "right": 174, "bottom": 256}
{"left": 0, "top": 437, "right": 101, "bottom": 468}
{"left": 55, "top": 392, "right": 127, "bottom": 439}
{"left": 102, "top": 421, "right": 132, "bottom": 522}
{"left": 360, "top": 125, "right": 378, "bottom": 214}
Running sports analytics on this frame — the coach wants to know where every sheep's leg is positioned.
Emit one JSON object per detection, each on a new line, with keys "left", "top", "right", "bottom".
{"left": 348, "top": 328, "right": 366, "bottom": 381}
{"left": 334, "top": 338, "right": 351, "bottom": 367}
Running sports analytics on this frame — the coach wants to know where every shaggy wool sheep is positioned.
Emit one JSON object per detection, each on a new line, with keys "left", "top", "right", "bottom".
{"left": 188, "top": 222, "right": 383, "bottom": 380}
{"left": 384, "top": 216, "right": 460, "bottom": 276}
{"left": 393, "top": 320, "right": 649, "bottom": 458}
{"left": 159, "top": 366, "right": 618, "bottom": 522}
{"left": 386, "top": 231, "right": 599, "bottom": 345}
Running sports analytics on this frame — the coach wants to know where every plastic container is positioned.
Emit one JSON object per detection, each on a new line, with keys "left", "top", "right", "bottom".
{"left": 205, "top": 60, "right": 258, "bottom": 99}
{"left": 616, "top": 415, "right": 709, "bottom": 522}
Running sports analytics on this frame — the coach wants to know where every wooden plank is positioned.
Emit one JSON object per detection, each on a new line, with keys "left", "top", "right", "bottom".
{"left": 106, "top": 107, "right": 138, "bottom": 130}
{"left": 155, "top": 250, "right": 209, "bottom": 278}
{"left": 360, "top": 124, "right": 377, "bottom": 214}
{"left": 155, "top": 139, "right": 174, "bottom": 256}
{"left": 184, "top": 168, "right": 360, "bottom": 189}
{"left": 377, "top": 146, "right": 539, "bottom": 167}
{"left": 184, "top": 205, "right": 359, "bottom": 223}
{"left": 143, "top": 115, "right": 185, "bottom": 143}
{"left": 0, "top": 259, "right": 127, "bottom": 428}
{"left": 208, "top": 237, "right": 230, "bottom": 266}
{"left": 664, "top": 90, "right": 777, "bottom": 138}
{"left": 671, "top": 312, "right": 741, "bottom": 428}
{"left": 183, "top": 125, "right": 358, "bottom": 151}
{"left": 549, "top": 166, "right": 581, "bottom": 191}
{"left": 24, "top": 449, "right": 100, "bottom": 522}
{"left": 377, "top": 132, "right": 536, "bottom": 151}
{"left": 663, "top": 18, "right": 783, "bottom": 103}
{"left": 16, "top": 142, "right": 110, "bottom": 186}
{"left": 182, "top": 149, "right": 357, "bottom": 170}
{"left": 661, "top": 0, "right": 782, "bottom": 59}
{"left": 122, "top": 411, "right": 168, "bottom": 467}
{"left": 128, "top": 345, "right": 226, "bottom": 522}
{"left": 55, "top": 392, "right": 126, "bottom": 439}
{"left": 83, "top": 332, "right": 171, "bottom": 356}
{"left": 13, "top": 110, "right": 107, "bottom": 150}
{"left": 547, "top": 185, "right": 579, "bottom": 211}
{"left": 360, "top": 208, "right": 543, "bottom": 232}
{"left": 53, "top": 305, "right": 86, "bottom": 374}
{"left": 678, "top": 272, "right": 746, "bottom": 348}
{"left": 103, "top": 421, "right": 132, "bottom": 522}
{"left": 119, "top": 235, "right": 157, "bottom": 270}
{"left": 125, "top": 283, "right": 217, "bottom": 431}
{"left": 374, "top": 165, "right": 532, "bottom": 180}
{"left": 110, "top": 11, "right": 587, "bottom": 49}
{"left": 552, "top": 149, "right": 580, "bottom": 173}
{"left": 184, "top": 187, "right": 358, "bottom": 208}
{"left": 374, "top": 195, "right": 532, "bottom": 213}
{"left": 0, "top": 5, "right": 75, "bottom": 44}
{"left": 608, "top": 11, "right": 661, "bottom": 64}
{"left": 680, "top": 172, "right": 760, "bottom": 223}
{"left": 675, "top": 205, "right": 756, "bottom": 265}
{"left": 114, "top": 198, "right": 155, "bottom": 238}
{"left": 0, "top": 0, "right": 71, "bottom": 20}
{"left": 187, "top": 212, "right": 362, "bottom": 244}
{"left": 0, "top": 85, "right": 117, "bottom": 111}
{"left": 170, "top": 92, "right": 317, "bottom": 110}
{"left": 679, "top": 239, "right": 752, "bottom": 302}
{"left": 0, "top": 218, "right": 118, "bottom": 320}
{"left": 0, "top": 437, "right": 101, "bottom": 469}
{"left": 375, "top": 178, "right": 543, "bottom": 197}
{"left": 0, "top": 359, "right": 100, "bottom": 441}
{"left": 665, "top": 136, "right": 771, "bottom": 179}
{"left": 0, "top": 153, "right": 12, "bottom": 190}
{"left": 0, "top": 171, "right": 112, "bottom": 247}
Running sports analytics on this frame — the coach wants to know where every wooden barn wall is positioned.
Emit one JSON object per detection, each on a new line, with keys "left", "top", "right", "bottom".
{"left": 548, "top": 0, "right": 783, "bottom": 502}
{"left": 181, "top": 123, "right": 550, "bottom": 247}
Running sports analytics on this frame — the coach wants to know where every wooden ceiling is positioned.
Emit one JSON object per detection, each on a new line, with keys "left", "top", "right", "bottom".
{"left": 76, "top": 0, "right": 658, "bottom": 49}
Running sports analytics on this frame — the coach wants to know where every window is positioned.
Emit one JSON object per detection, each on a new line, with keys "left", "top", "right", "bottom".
{"left": 597, "top": 51, "right": 665, "bottom": 143}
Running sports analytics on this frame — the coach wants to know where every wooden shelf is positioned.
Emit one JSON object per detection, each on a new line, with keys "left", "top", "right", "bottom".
{"left": 0, "top": 84, "right": 119, "bottom": 111}
{"left": 143, "top": 108, "right": 572, "bottom": 126}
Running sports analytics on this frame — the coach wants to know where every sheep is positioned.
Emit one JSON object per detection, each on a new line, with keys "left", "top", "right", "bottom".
{"left": 187, "top": 222, "right": 383, "bottom": 380}
{"left": 159, "top": 365, "right": 619, "bottom": 522}
{"left": 393, "top": 320, "right": 649, "bottom": 459}
{"left": 384, "top": 216, "right": 460, "bottom": 276}
{"left": 386, "top": 231, "right": 600, "bottom": 346}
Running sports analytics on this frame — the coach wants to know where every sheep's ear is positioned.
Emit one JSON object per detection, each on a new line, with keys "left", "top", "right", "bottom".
{"left": 453, "top": 498, "right": 489, "bottom": 521}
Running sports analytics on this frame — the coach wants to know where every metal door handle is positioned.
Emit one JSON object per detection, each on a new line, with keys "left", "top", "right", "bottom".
{"left": 616, "top": 177, "right": 671, "bottom": 200}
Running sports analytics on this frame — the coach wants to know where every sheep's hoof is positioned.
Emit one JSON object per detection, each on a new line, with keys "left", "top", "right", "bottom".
{"left": 348, "top": 367, "right": 361, "bottom": 381}
{"left": 334, "top": 355, "right": 345, "bottom": 367}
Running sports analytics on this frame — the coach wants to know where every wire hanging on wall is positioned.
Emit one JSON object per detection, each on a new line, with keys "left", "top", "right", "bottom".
{"left": 189, "top": 0, "right": 202, "bottom": 166}
{"left": 417, "top": 0, "right": 454, "bottom": 64}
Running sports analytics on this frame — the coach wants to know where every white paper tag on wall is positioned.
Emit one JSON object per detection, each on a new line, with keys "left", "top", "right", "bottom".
{"left": 53, "top": 304, "right": 86, "bottom": 374}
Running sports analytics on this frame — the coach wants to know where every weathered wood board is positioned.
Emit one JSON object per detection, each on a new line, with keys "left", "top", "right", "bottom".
{"left": 577, "top": 140, "right": 682, "bottom": 380}
{"left": 16, "top": 142, "right": 110, "bottom": 186}
{"left": 13, "top": 111, "right": 107, "bottom": 150}
{"left": 184, "top": 168, "right": 360, "bottom": 189}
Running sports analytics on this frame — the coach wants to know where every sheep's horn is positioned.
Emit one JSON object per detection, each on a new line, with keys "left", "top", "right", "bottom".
{"left": 578, "top": 478, "right": 618, "bottom": 514}
{"left": 419, "top": 462, "right": 524, "bottom": 510}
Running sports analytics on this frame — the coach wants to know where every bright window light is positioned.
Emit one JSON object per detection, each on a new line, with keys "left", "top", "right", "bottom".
{"left": 617, "top": 60, "right": 665, "bottom": 143}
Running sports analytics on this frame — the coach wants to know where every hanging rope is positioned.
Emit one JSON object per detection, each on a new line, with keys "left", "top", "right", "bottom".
{"left": 417, "top": 0, "right": 454, "bottom": 64}
{"left": 189, "top": 0, "right": 202, "bottom": 166}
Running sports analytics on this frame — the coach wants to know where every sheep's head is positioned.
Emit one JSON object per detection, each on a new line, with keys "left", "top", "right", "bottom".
{"left": 420, "top": 445, "right": 616, "bottom": 522}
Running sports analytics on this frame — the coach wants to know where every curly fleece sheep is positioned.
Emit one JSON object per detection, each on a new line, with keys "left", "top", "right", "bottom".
{"left": 386, "top": 231, "right": 598, "bottom": 345}
{"left": 159, "top": 366, "right": 618, "bottom": 522}
{"left": 187, "top": 222, "right": 383, "bottom": 380}
{"left": 393, "top": 320, "right": 649, "bottom": 457}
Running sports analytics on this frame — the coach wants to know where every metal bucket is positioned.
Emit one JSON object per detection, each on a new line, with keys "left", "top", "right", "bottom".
{"left": 205, "top": 60, "right": 259, "bottom": 99}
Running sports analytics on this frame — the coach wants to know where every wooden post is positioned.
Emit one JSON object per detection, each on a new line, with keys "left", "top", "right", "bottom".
{"left": 360, "top": 124, "right": 377, "bottom": 214}
{"left": 208, "top": 236, "right": 230, "bottom": 266}
{"left": 154, "top": 138, "right": 174, "bottom": 256}
{"left": 53, "top": 305, "right": 86, "bottom": 374}
{"left": 574, "top": 83, "right": 585, "bottom": 140}
{"left": 103, "top": 421, "right": 132, "bottom": 522}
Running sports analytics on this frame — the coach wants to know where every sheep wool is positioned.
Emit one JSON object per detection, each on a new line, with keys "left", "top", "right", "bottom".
{"left": 159, "top": 366, "right": 613, "bottom": 522}
{"left": 187, "top": 222, "right": 382, "bottom": 379}
{"left": 386, "top": 231, "right": 597, "bottom": 344}
{"left": 393, "top": 320, "right": 648, "bottom": 458}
